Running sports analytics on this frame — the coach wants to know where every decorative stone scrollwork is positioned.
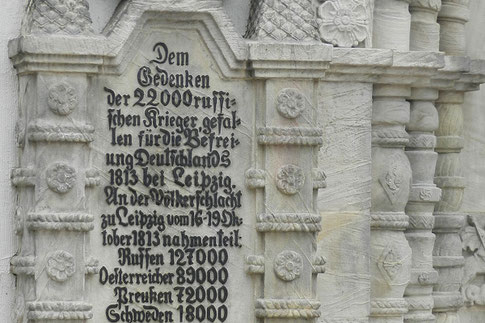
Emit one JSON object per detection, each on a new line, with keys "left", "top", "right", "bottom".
{"left": 27, "top": 212, "right": 94, "bottom": 232}
{"left": 258, "top": 127, "right": 323, "bottom": 146}
{"left": 46, "top": 163, "right": 76, "bottom": 194}
{"left": 276, "top": 88, "right": 305, "bottom": 119}
{"left": 26, "top": 301, "right": 93, "bottom": 320}
{"left": 317, "top": 0, "right": 369, "bottom": 47}
{"left": 378, "top": 243, "right": 404, "bottom": 284}
{"left": 47, "top": 82, "right": 78, "bottom": 116}
{"left": 245, "top": 168, "right": 266, "bottom": 189}
{"left": 46, "top": 250, "right": 76, "bottom": 282}
{"left": 274, "top": 250, "right": 303, "bottom": 281}
{"left": 246, "top": 255, "right": 265, "bottom": 274}
{"left": 29, "top": 0, "right": 94, "bottom": 35}
{"left": 257, "top": 213, "right": 322, "bottom": 232}
{"left": 276, "top": 164, "right": 305, "bottom": 195}
{"left": 255, "top": 298, "right": 321, "bottom": 319}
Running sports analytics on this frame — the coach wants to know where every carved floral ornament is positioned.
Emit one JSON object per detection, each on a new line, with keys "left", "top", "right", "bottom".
{"left": 46, "top": 250, "right": 76, "bottom": 282}
{"left": 46, "top": 163, "right": 77, "bottom": 194}
{"left": 276, "top": 88, "right": 306, "bottom": 119}
{"left": 47, "top": 82, "right": 78, "bottom": 116}
{"left": 274, "top": 250, "right": 303, "bottom": 281}
{"left": 317, "top": 0, "right": 369, "bottom": 47}
{"left": 378, "top": 243, "right": 404, "bottom": 284}
{"left": 276, "top": 164, "right": 305, "bottom": 195}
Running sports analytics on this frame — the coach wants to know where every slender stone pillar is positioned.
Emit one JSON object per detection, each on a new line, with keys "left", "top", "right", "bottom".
{"left": 371, "top": 1, "right": 413, "bottom": 322}
{"left": 405, "top": 2, "right": 442, "bottom": 322}
{"left": 10, "top": 1, "right": 98, "bottom": 321}
{"left": 370, "top": 84, "right": 413, "bottom": 323}
{"left": 434, "top": 1, "right": 470, "bottom": 322}
{"left": 409, "top": 0, "right": 441, "bottom": 51}
{"left": 404, "top": 88, "right": 441, "bottom": 323}
{"left": 433, "top": 91, "right": 466, "bottom": 323}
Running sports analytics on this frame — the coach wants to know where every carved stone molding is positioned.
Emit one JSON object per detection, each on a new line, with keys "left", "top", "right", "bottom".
{"left": 246, "top": 255, "right": 265, "bottom": 274}
{"left": 11, "top": 256, "right": 35, "bottom": 276}
{"left": 256, "top": 213, "right": 322, "bottom": 232}
{"left": 258, "top": 127, "right": 324, "bottom": 146}
{"left": 245, "top": 168, "right": 266, "bottom": 189}
{"left": 28, "top": 122, "right": 95, "bottom": 143}
{"left": 370, "top": 298, "right": 409, "bottom": 316}
{"left": 26, "top": 301, "right": 93, "bottom": 320}
{"left": 85, "top": 168, "right": 100, "bottom": 187}
{"left": 312, "top": 256, "right": 327, "bottom": 274}
{"left": 255, "top": 298, "right": 321, "bottom": 319}
{"left": 85, "top": 257, "right": 100, "bottom": 275}
{"left": 313, "top": 168, "right": 327, "bottom": 189}
{"left": 26, "top": 212, "right": 94, "bottom": 232}
{"left": 11, "top": 167, "right": 35, "bottom": 187}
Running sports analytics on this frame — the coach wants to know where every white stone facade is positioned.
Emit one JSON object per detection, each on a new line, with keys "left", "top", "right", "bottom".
{"left": 2, "top": 0, "right": 485, "bottom": 322}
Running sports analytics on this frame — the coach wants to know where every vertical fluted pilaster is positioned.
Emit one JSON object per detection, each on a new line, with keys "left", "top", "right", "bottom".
{"left": 404, "top": 89, "right": 441, "bottom": 323}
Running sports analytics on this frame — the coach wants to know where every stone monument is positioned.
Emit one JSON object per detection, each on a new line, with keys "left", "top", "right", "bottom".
{"left": 6, "top": 0, "right": 485, "bottom": 322}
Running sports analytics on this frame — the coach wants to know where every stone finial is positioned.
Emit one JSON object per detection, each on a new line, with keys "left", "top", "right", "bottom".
{"left": 245, "top": 0, "right": 318, "bottom": 41}
{"left": 27, "top": 0, "right": 93, "bottom": 35}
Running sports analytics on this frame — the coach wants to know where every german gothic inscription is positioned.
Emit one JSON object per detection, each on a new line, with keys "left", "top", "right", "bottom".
{"left": 90, "top": 29, "right": 254, "bottom": 323}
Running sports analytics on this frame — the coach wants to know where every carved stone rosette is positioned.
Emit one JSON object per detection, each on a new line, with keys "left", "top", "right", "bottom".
{"left": 10, "top": 0, "right": 95, "bottom": 320}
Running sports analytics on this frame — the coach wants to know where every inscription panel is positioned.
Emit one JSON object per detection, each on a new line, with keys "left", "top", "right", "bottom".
{"left": 88, "top": 29, "right": 255, "bottom": 323}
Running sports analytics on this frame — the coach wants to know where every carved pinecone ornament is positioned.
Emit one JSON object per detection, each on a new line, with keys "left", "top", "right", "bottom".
{"left": 30, "top": 0, "right": 93, "bottom": 35}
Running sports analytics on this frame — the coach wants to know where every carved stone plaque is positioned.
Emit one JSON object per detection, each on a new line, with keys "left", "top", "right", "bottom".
{"left": 89, "top": 27, "right": 254, "bottom": 322}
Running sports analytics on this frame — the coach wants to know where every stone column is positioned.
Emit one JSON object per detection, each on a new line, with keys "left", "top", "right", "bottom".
{"left": 404, "top": 88, "right": 441, "bottom": 323}
{"left": 10, "top": 0, "right": 98, "bottom": 322}
{"left": 433, "top": 1, "right": 470, "bottom": 322}
{"left": 405, "top": 2, "right": 442, "bottom": 323}
{"left": 433, "top": 90, "right": 466, "bottom": 323}
{"left": 371, "top": 2, "right": 413, "bottom": 322}
{"left": 370, "top": 84, "right": 413, "bottom": 323}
